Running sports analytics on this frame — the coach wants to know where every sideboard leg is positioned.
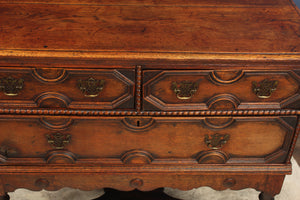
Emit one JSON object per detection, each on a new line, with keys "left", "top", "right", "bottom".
{"left": 0, "top": 193, "right": 9, "bottom": 200}
{"left": 93, "top": 188, "right": 181, "bottom": 200}
{"left": 259, "top": 192, "right": 274, "bottom": 200}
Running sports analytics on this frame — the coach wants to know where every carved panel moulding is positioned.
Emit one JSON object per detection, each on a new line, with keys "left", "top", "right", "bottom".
{"left": 203, "top": 118, "right": 235, "bottom": 129}
{"left": 122, "top": 117, "right": 155, "bottom": 131}
{"left": 45, "top": 150, "right": 76, "bottom": 164}
{"left": 210, "top": 70, "right": 244, "bottom": 84}
{"left": 206, "top": 94, "right": 240, "bottom": 110}
{"left": 121, "top": 150, "right": 154, "bottom": 164}
{"left": 34, "top": 92, "right": 72, "bottom": 108}
{"left": 143, "top": 70, "right": 299, "bottom": 111}
{"left": 196, "top": 150, "right": 230, "bottom": 164}
{"left": 39, "top": 117, "right": 73, "bottom": 130}
{"left": 32, "top": 68, "right": 68, "bottom": 83}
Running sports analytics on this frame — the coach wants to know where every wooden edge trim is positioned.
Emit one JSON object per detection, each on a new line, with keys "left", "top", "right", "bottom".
{"left": 1, "top": 50, "right": 300, "bottom": 61}
{"left": 0, "top": 164, "right": 291, "bottom": 174}
{"left": 0, "top": 108, "right": 298, "bottom": 116}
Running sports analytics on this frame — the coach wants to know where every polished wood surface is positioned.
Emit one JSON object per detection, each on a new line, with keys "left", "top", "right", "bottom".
{"left": 143, "top": 70, "right": 300, "bottom": 110}
{"left": 0, "top": 0, "right": 299, "bottom": 54}
{"left": 0, "top": 0, "right": 299, "bottom": 200}
{"left": 0, "top": 67, "right": 135, "bottom": 109}
{"left": 0, "top": 116, "right": 295, "bottom": 164}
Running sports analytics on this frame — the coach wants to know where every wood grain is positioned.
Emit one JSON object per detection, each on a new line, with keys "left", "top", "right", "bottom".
{"left": 143, "top": 70, "right": 300, "bottom": 110}
{"left": 0, "top": 0, "right": 299, "bottom": 59}
{"left": 0, "top": 116, "right": 295, "bottom": 164}
{"left": 0, "top": 67, "right": 135, "bottom": 109}
{"left": 0, "top": 1, "right": 299, "bottom": 199}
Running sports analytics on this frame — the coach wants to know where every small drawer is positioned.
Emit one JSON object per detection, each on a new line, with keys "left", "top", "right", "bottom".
{"left": 0, "top": 116, "right": 296, "bottom": 165}
{"left": 0, "top": 67, "right": 135, "bottom": 110}
{"left": 143, "top": 70, "right": 300, "bottom": 111}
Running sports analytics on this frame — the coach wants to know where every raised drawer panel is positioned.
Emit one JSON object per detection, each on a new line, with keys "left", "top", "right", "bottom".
{"left": 0, "top": 67, "right": 135, "bottom": 109}
{"left": 0, "top": 116, "right": 296, "bottom": 164}
{"left": 143, "top": 70, "right": 300, "bottom": 111}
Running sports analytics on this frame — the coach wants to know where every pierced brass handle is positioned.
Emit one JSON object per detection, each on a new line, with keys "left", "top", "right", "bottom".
{"left": 46, "top": 132, "right": 71, "bottom": 150}
{"left": 78, "top": 78, "right": 105, "bottom": 98}
{"left": 0, "top": 76, "right": 24, "bottom": 96}
{"left": 204, "top": 133, "right": 230, "bottom": 150}
{"left": 253, "top": 79, "right": 278, "bottom": 99}
{"left": 171, "top": 81, "right": 199, "bottom": 100}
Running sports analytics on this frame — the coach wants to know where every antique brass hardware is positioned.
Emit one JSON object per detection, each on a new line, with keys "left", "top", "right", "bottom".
{"left": 171, "top": 80, "right": 199, "bottom": 100}
{"left": 204, "top": 133, "right": 230, "bottom": 150}
{"left": 0, "top": 76, "right": 24, "bottom": 96}
{"left": 252, "top": 79, "right": 278, "bottom": 99}
{"left": 46, "top": 132, "right": 71, "bottom": 149}
{"left": 0, "top": 145, "right": 18, "bottom": 157}
{"left": 78, "top": 78, "right": 105, "bottom": 97}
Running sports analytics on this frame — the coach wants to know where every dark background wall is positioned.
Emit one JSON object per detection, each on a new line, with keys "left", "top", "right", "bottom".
{"left": 295, "top": 0, "right": 300, "bottom": 7}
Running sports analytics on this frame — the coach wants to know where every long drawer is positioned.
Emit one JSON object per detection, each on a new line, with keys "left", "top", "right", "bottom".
{"left": 0, "top": 67, "right": 135, "bottom": 109}
{"left": 0, "top": 116, "right": 296, "bottom": 165}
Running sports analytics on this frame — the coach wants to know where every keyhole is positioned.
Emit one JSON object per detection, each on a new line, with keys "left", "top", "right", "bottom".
{"left": 136, "top": 120, "right": 140, "bottom": 127}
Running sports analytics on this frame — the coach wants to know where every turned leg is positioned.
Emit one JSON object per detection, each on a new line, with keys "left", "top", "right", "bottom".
{"left": 259, "top": 192, "right": 274, "bottom": 200}
{"left": 0, "top": 193, "right": 9, "bottom": 200}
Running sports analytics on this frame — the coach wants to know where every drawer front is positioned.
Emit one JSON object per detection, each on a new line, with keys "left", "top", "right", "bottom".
{"left": 0, "top": 116, "right": 296, "bottom": 164}
{"left": 143, "top": 70, "right": 300, "bottom": 111}
{"left": 0, "top": 67, "right": 135, "bottom": 109}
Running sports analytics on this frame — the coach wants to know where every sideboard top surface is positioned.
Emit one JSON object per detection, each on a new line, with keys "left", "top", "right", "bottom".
{"left": 0, "top": 0, "right": 300, "bottom": 61}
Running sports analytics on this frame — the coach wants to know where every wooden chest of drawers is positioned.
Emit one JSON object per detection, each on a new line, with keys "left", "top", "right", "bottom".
{"left": 0, "top": 0, "right": 299, "bottom": 200}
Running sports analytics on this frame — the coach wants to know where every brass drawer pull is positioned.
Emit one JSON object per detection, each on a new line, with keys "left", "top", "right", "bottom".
{"left": 205, "top": 133, "right": 230, "bottom": 150}
{"left": 171, "top": 81, "right": 199, "bottom": 100}
{"left": 46, "top": 132, "right": 71, "bottom": 149}
{"left": 0, "top": 76, "right": 24, "bottom": 96}
{"left": 78, "top": 78, "right": 105, "bottom": 98}
{"left": 252, "top": 79, "right": 278, "bottom": 99}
